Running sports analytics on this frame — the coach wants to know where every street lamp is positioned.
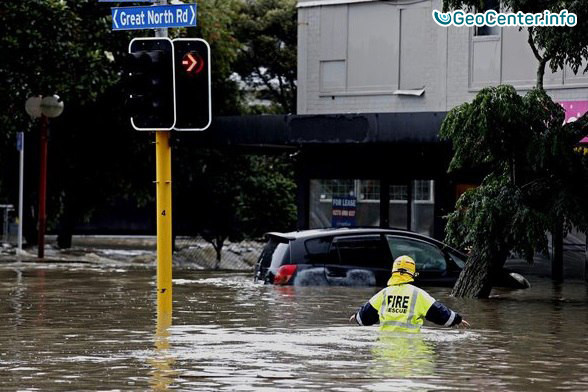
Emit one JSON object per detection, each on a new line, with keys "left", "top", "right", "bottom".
{"left": 25, "top": 94, "right": 64, "bottom": 259}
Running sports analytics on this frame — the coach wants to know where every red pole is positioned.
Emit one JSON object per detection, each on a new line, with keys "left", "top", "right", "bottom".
{"left": 38, "top": 115, "right": 48, "bottom": 259}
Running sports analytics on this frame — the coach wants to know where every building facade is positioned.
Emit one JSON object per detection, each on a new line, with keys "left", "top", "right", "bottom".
{"left": 295, "top": 0, "right": 588, "bottom": 239}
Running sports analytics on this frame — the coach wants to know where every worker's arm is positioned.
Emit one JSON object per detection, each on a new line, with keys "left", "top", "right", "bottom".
{"left": 350, "top": 302, "right": 380, "bottom": 326}
{"left": 425, "top": 301, "right": 466, "bottom": 327}
{"left": 350, "top": 289, "right": 384, "bottom": 326}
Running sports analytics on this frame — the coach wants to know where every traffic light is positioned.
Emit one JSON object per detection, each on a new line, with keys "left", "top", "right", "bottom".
{"left": 173, "top": 38, "right": 211, "bottom": 131}
{"left": 124, "top": 38, "right": 175, "bottom": 131}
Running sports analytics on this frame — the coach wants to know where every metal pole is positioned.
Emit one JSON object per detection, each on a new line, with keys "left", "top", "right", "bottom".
{"left": 38, "top": 115, "right": 48, "bottom": 259}
{"left": 3, "top": 208, "right": 8, "bottom": 244}
{"left": 155, "top": 131, "right": 173, "bottom": 316}
{"left": 18, "top": 132, "right": 24, "bottom": 254}
{"left": 155, "top": 0, "right": 172, "bottom": 319}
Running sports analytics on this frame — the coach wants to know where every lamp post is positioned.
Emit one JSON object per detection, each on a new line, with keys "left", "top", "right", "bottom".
{"left": 34, "top": 95, "right": 64, "bottom": 259}
{"left": 21, "top": 96, "right": 43, "bottom": 255}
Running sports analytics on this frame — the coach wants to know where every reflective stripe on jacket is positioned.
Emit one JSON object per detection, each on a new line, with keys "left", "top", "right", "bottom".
{"left": 367, "top": 283, "right": 435, "bottom": 333}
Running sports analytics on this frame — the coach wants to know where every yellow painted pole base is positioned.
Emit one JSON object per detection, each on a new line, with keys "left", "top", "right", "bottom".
{"left": 156, "top": 131, "right": 173, "bottom": 316}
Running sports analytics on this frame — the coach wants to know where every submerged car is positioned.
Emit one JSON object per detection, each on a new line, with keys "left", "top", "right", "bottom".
{"left": 254, "top": 228, "right": 529, "bottom": 289}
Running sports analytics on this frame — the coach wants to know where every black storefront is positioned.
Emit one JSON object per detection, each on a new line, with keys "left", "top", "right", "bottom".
{"left": 192, "top": 111, "right": 475, "bottom": 241}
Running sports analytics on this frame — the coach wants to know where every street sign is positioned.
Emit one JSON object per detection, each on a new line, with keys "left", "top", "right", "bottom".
{"left": 16, "top": 132, "right": 23, "bottom": 152}
{"left": 111, "top": 4, "right": 197, "bottom": 31}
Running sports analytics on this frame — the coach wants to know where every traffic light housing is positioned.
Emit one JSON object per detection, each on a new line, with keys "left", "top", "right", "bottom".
{"left": 124, "top": 38, "right": 175, "bottom": 131}
{"left": 173, "top": 38, "right": 211, "bottom": 131}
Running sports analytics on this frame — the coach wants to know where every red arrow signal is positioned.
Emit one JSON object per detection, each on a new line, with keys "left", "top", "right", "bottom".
{"left": 181, "top": 52, "right": 204, "bottom": 75}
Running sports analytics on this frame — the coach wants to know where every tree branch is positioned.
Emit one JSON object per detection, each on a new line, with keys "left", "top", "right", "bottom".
{"left": 527, "top": 27, "right": 552, "bottom": 90}
{"left": 255, "top": 66, "right": 282, "bottom": 103}
{"left": 527, "top": 27, "right": 543, "bottom": 63}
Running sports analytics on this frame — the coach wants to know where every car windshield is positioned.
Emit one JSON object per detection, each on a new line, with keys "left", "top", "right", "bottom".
{"left": 386, "top": 236, "right": 447, "bottom": 272}
{"left": 448, "top": 250, "right": 466, "bottom": 269}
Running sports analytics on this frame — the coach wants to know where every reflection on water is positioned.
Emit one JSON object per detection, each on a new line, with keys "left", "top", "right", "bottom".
{"left": 370, "top": 333, "right": 435, "bottom": 379}
{"left": 150, "top": 311, "right": 176, "bottom": 391}
{"left": 1, "top": 263, "right": 588, "bottom": 390}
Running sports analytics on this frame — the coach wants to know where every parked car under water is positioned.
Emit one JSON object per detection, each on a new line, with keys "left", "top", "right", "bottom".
{"left": 254, "top": 228, "right": 530, "bottom": 289}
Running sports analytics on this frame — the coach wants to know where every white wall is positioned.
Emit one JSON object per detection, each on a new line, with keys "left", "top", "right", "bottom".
{"left": 297, "top": 0, "right": 588, "bottom": 115}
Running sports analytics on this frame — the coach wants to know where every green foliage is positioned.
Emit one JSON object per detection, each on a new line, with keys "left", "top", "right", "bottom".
{"left": 177, "top": 0, "right": 245, "bottom": 115}
{"left": 0, "top": 1, "right": 129, "bottom": 180}
{"left": 0, "top": 0, "right": 299, "bottom": 248}
{"left": 234, "top": 0, "right": 297, "bottom": 113}
{"left": 174, "top": 147, "right": 297, "bottom": 262}
{"left": 442, "top": 86, "right": 588, "bottom": 266}
{"left": 240, "top": 155, "right": 297, "bottom": 237}
{"left": 441, "top": 85, "right": 527, "bottom": 174}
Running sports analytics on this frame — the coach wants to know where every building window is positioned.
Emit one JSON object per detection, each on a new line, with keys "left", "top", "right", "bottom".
{"left": 390, "top": 185, "right": 408, "bottom": 202}
{"left": 414, "top": 180, "right": 434, "bottom": 202}
{"left": 387, "top": 180, "right": 435, "bottom": 235}
{"left": 310, "top": 179, "right": 380, "bottom": 228}
{"left": 359, "top": 180, "right": 380, "bottom": 201}
{"left": 411, "top": 180, "right": 435, "bottom": 236}
{"left": 318, "top": 179, "right": 355, "bottom": 200}
{"left": 475, "top": 0, "right": 500, "bottom": 36}
{"left": 388, "top": 181, "right": 432, "bottom": 202}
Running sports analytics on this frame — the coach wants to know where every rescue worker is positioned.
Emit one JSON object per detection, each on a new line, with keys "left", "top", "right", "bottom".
{"left": 349, "top": 255, "right": 470, "bottom": 332}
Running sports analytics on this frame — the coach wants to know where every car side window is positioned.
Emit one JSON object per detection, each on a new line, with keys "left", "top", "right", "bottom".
{"left": 386, "top": 236, "right": 447, "bottom": 272}
{"left": 331, "top": 235, "right": 392, "bottom": 269}
{"left": 304, "top": 237, "right": 333, "bottom": 264}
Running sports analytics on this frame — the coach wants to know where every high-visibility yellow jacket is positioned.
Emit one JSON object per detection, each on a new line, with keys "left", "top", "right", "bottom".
{"left": 354, "top": 283, "right": 462, "bottom": 333}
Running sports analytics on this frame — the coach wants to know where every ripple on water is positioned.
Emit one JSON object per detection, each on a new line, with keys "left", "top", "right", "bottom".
{"left": 3, "top": 268, "right": 588, "bottom": 391}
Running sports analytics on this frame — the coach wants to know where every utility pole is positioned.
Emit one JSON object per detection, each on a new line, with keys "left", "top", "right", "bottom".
{"left": 155, "top": 0, "right": 173, "bottom": 326}
{"left": 37, "top": 115, "right": 48, "bottom": 258}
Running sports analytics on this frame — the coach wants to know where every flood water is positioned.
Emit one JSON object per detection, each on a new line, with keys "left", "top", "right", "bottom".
{"left": 2, "top": 262, "right": 588, "bottom": 391}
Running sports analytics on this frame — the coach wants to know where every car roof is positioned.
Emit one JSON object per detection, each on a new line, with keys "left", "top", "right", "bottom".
{"left": 267, "top": 227, "right": 426, "bottom": 241}
{"left": 264, "top": 228, "right": 467, "bottom": 257}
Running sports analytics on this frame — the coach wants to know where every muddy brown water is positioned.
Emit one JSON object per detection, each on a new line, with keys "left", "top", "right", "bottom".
{"left": 1, "top": 262, "right": 588, "bottom": 391}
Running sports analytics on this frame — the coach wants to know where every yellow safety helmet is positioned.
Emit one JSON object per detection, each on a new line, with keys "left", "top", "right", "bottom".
{"left": 387, "top": 255, "right": 419, "bottom": 286}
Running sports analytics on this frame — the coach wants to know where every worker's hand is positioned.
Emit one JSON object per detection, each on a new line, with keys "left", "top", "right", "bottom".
{"left": 457, "top": 319, "right": 470, "bottom": 329}
{"left": 349, "top": 314, "right": 357, "bottom": 324}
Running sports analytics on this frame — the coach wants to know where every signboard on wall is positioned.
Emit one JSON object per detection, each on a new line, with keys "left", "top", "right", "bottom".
{"left": 560, "top": 100, "right": 588, "bottom": 124}
{"left": 332, "top": 197, "right": 356, "bottom": 227}
{"left": 560, "top": 100, "right": 588, "bottom": 144}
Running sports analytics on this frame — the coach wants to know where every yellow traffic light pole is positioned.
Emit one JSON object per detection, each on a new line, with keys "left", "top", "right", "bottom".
{"left": 156, "top": 131, "right": 173, "bottom": 317}
{"left": 154, "top": 130, "right": 173, "bottom": 387}
{"left": 154, "top": 0, "right": 172, "bottom": 324}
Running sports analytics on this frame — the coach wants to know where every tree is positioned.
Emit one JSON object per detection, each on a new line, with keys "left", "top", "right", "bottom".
{"left": 177, "top": 0, "right": 245, "bottom": 115}
{"left": 234, "top": 0, "right": 297, "bottom": 113}
{"left": 0, "top": 0, "right": 299, "bottom": 254}
{"left": 0, "top": 0, "right": 250, "bottom": 248}
{"left": 239, "top": 155, "right": 297, "bottom": 237}
{"left": 0, "top": 0, "right": 143, "bottom": 245}
{"left": 441, "top": 85, "right": 588, "bottom": 297}
{"left": 173, "top": 148, "right": 297, "bottom": 268}
{"left": 441, "top": 0, "right": 588, "bottom": 295}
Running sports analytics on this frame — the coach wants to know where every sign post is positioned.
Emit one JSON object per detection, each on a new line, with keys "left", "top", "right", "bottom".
{"left": 107, "top": 0, "right": 206, "bottom": 332}
{"left": 36, "top": 95, "right": 64, "bottom": 259}
{"left": 154, "top": 0, "right": 173, "bottom": 328}
{"left": 16, "top": 132, "right": 24, "bottom": 254}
